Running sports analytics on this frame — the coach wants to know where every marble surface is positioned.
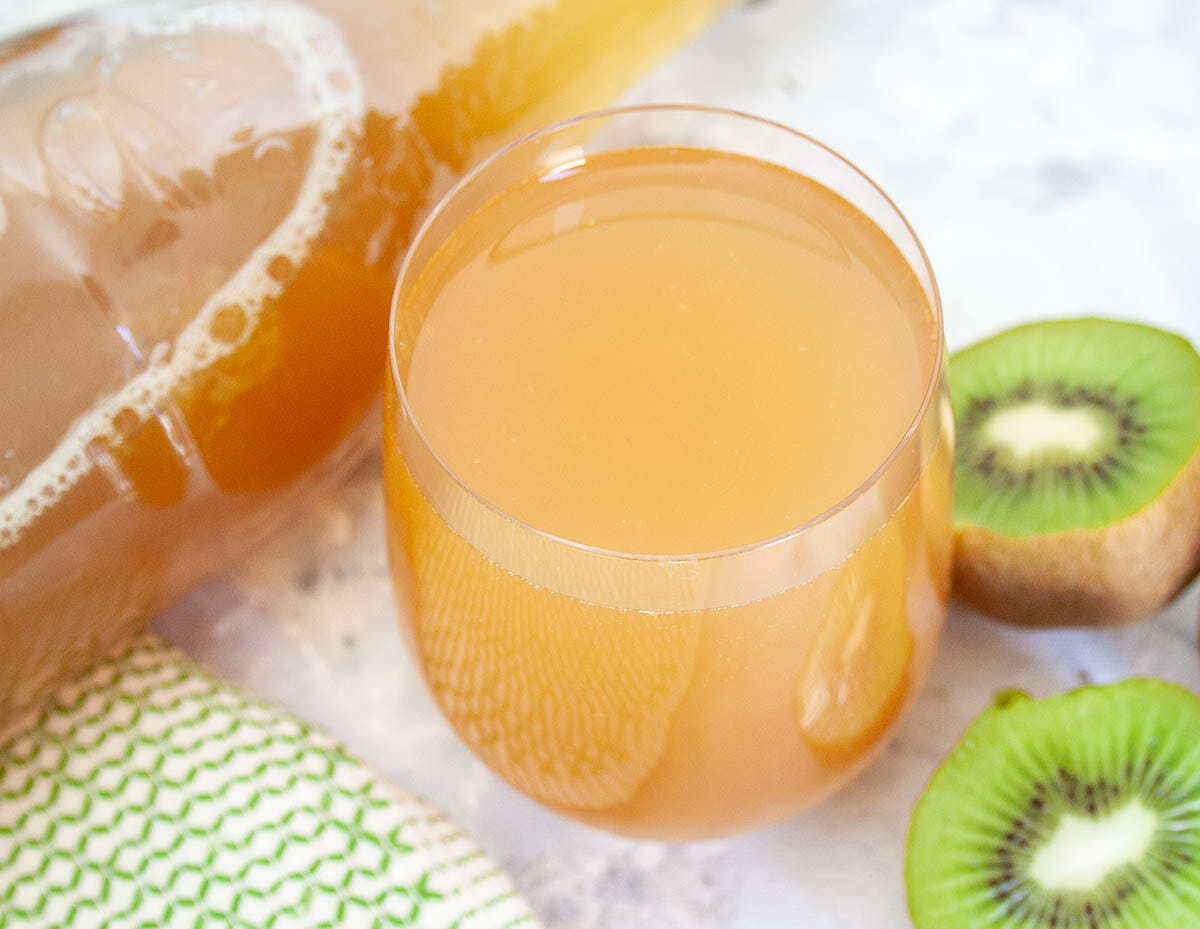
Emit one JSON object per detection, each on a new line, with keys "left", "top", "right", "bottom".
{"left": 6, "top": 0, "right": 1200, "bottom": 926}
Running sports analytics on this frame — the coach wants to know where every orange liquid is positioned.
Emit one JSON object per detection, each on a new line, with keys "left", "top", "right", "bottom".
{"left": 386, "top": 146, "right": 953, "bottom": 837}
{"left": 0, "top": 0, "right": 725, "bottom": 728}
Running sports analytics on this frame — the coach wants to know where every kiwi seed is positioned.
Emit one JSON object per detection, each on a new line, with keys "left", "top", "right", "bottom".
{"left": 950, "top": 317, "right": 1200, "bottom": 626}
{"left": 906, "top": 679, "right": 1200, "bottom": 929}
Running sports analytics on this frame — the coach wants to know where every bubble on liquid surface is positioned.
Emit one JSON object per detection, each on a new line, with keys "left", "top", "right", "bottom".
{"left": 209, "top": 305, "right": 247, "bottom": 344}
{"left": 0, "top": 0, "right": 366, "bottom": 548}
{"left": 267, "top": 254, "right": 296, "bottom": 286}
{"left": 111, "top": 408, "right": 141, "bottom": 439}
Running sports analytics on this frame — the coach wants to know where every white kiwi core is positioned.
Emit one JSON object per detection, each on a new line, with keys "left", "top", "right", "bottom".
{"left": 984, "top": 402, "right": 1104, "bottom": 464}
{"left": 1030, "top": 799, "right": 1158, "bottom": 891}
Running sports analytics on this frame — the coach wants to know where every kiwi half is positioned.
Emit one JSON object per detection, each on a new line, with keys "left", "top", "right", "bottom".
{"left": 951, "top": 318, "right": 1200, "bottom": 626}
{"left": 906, "top": 679, "right": 1200, "bottom": 929}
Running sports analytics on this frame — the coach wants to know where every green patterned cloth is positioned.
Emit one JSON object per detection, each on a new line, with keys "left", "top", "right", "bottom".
{"left": 0, "top": 634, "right": 537, "bottom": 929}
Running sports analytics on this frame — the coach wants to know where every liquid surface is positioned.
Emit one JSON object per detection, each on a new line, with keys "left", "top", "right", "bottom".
{"left": 403, "top": 147, "right": 938, "bottom": 554}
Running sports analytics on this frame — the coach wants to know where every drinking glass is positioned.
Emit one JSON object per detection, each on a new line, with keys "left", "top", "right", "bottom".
{"left": 384, "top": 105, "right": 951, "bottom": 839}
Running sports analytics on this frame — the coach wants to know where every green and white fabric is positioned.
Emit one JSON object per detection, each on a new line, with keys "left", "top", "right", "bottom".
{"left": 0, "top": 634, "right": 537, "bottom": 929}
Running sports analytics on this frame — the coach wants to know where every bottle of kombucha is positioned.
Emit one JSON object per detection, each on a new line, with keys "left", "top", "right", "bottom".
{"left": 0, "top": 0, "right": 726, "bottom": 728}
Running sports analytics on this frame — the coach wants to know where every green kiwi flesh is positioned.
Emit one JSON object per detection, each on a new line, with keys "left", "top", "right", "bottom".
{"left": 953, "top": 318, "right": 1200, "bottom": 536}
{"left": 906, "top": 679, "right": 1200, "bottom": 929}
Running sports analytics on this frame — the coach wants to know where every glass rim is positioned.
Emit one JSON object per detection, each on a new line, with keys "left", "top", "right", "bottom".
{"left": 387, "top": 102, "right": 945, "bottom": 565}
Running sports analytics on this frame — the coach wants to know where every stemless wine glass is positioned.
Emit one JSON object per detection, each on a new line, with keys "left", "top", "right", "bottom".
{"left": 384, "top": 105, "right": 951, "bottom": 840}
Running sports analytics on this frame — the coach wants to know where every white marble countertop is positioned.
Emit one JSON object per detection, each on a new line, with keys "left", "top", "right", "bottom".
{"left": 6, "top": 1, "right": 1200, "bottom": 926}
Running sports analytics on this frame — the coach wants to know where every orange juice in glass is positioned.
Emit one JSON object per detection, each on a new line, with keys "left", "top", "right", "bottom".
{"left": 384, "top": 106, "right": 952, "bottom": 839}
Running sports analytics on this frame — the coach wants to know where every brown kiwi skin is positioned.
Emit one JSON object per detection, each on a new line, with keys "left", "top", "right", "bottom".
{"left": 954, "top": 445, "right": 1200, "bottom": 626}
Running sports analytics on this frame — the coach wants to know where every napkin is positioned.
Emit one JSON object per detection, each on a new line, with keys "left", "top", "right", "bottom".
{"left": 0, "top": 633, "right": 538, "bottom": 928}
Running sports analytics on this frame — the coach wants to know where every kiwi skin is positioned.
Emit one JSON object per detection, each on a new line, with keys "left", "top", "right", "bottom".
{"left": 954, "top": 446, "right": 1200, "bottom": 627}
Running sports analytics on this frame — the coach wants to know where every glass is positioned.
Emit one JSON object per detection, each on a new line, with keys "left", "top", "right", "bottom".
{"left": 0, "top": 0, "right": 725, "bottom": 732}
{"left": 384, "top": 105, "right": 952, "bottom": 839}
